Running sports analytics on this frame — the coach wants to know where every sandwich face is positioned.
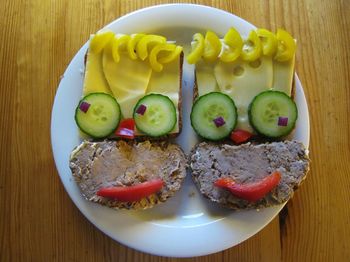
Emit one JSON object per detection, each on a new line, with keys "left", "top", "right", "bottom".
{"left": 190, "top": 140, "right": 310, "bottom": 209}
{"left": 70, "top": 140, "right": 187, "bottom": 210}
{"left": 70, "top": 32, "right": 187, "bottom": 210}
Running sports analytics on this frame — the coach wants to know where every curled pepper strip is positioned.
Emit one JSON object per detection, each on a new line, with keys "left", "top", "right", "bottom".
{"left": 90, "top": 31, "right": 115, "bottom": 54}
{"left": 256, "top": 28, "right": 278, "bottom": 56}
{"left": 136, "top": 35, "right": 167, "bottom": 61}
{"left": 274, "top": 29, "right": 296, "bottom": 62}
{"left": 158, "top": 45, "right": 183, "bottom": 64}
{"left": 112, "top": 34, "right": 131, "bottom": 63}
{"left": 203, "top": 31, "right": 222, "bottom": 62}
{"left": 240, "top": 30, "right": 262, "bottom": 62}
{"left": 186, "top": 33, "right": 205, "bottom": 64}
{"left": 220, "top": 27, "right": 243, "bottom": 62}
{"left": 127, "top": 33, "right": 145, "bottom": 60}
{"left": 149, "top": 44, "right": 178, "bottom": 72}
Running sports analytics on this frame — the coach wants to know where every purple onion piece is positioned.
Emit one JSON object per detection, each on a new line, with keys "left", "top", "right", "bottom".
{"left": 278, "top": 116, "right": 288, "bottom": 126}
{"left": 79, "top": 101, "right": 90, "bottom": 113}
{"left": 213, "top": 116, "right": 226, "bottom": 127}
{"left": 136, "top": 104, "right": 147, "bottom": 115}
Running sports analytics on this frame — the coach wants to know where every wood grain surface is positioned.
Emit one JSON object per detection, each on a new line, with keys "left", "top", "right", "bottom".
{"left": 1, "top": 0, "right": 349, "bottom": 261}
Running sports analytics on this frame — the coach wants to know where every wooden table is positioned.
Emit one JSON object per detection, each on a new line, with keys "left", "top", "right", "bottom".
{"left": 1, "top": 0, "right": 349, "bottom": 261}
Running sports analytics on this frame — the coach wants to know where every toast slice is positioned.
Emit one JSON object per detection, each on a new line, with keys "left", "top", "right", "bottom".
{"left": 190, "top": 140, "right": 310, "bottom": 210}
{"left": 70, "top": 140, "right": 187, "bottom": 210}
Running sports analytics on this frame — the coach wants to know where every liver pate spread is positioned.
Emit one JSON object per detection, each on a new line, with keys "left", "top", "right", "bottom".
{"left": 190, "top": 140, "right": 310, "bottom": 209}
{"left": 70, "top": 140, "right": 187, "bottom": 210}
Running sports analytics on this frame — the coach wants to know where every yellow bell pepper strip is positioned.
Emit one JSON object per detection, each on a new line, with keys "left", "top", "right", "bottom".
{"left": 186, "top": 33, "right": 205, "bottom": 64}
{"left": 149, "top": 44, "right": 177, "bottom": 72}
{"left": 127, "top": 33, "right": 145, "bottom": 60}
{"left": 136, "top": 35, "right": 167, "bottom": 61}
{"left": 202, "top": 31, "right": 222, "bottom": 62}
{"left": 220, "top": 27, "right": 243, "bottom": 62}
{"left": 240, "top": 30, "right": 262, "bottom": 62}
{"left": 89, "top": 31, "right": 115, "bottom": 54}
{"left": 256, "top": 28, "right": 278, "bottom": 56}
{"left": 274, "top": 29, "right": 296, "bottom": 62}
{"left": 112, "top": 34, "right": 131, "bottom": 63}
{"left": 158, "top": 45, "right": 183, "bottom": 64}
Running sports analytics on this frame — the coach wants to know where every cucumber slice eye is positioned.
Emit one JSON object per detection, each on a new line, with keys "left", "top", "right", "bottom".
{"left": 190, "top": 92, "right": 237, "bottom": 141}
{"left": 75, "top": 92, "right": 121, "bottom": 138}
{"left": 248, "top": 90, "right": 298, "bottom": 138}
{"left": 133, "top": 94, "right": 177, "bottom": 137}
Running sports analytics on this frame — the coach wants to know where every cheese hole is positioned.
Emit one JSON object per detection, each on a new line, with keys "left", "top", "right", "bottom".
{"left": 249, "top": 59, "right": 262, "bottom": 68}
{"left": 233, "top": 66, "right": 244, "bottom": 76}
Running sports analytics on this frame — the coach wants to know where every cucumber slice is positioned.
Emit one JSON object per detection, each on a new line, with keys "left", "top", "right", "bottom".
{"left": 133, "top": 94, "right": 177, "bottom": 137}
{"left": 190, "top": 92, "right": 237, "bottom": 141}
{"left": 75, "top": 93, "right": 121, "bottom": 138}
{"left": 248, "top": 90, "right": 298, "bottom": 138}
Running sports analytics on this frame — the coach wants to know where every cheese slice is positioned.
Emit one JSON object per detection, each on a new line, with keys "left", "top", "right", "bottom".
{"left": 102, "top": 42, "right": 152, "bottom": 118}
{"left": 146, "top": 56, "right": 181, "bottom": 133}
{"left": 83, "top": 45, "right": 112, "bottom": 95}
{"left": 214, "top": 57, "right": 273, "bottom": 131}
{"left": 272, "top": 54, "right": 295, "bottom": 96}
{"left": 117, "top": 96, "right": 145, "bottom": 119}
{"left": 195, "top": 60, "right": 219, "bottom": 97}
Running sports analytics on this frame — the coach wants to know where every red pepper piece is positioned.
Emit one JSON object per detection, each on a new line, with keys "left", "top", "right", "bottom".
{"left": 115, "top": 118, "right": 135, "bottom": 139}
{"left": 230, "top": 129, "right": 253, "bottom": 144}
{"left": 97, "top": 179, "right": 164, "bottom": 202}
{"left": 214, "top": 171, "right": 281, "bottom": 202}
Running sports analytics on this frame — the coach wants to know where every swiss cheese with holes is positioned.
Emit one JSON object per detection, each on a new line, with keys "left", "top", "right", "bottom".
{"left": 195, "top": 55, "right": 295, "bottom": 132}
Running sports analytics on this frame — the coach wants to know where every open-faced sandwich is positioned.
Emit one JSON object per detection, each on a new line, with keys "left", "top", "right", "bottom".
{"left": 186, "top": 28, "right": 310, "bottom": 209}
{"left": 69, "top": 31, "right": 187, "bottom": 210}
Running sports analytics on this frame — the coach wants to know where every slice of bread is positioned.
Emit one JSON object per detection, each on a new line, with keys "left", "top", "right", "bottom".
{"left": 70, "top": 140, "right": 187, "bottom": 210}
{"left": 190, "top": 140, "right": 310, "bottom": 210}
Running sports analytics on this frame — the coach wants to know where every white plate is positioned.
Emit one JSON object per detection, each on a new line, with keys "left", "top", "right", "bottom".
{"left": 51, "top": 4, "right": 310, "bottom": 258}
